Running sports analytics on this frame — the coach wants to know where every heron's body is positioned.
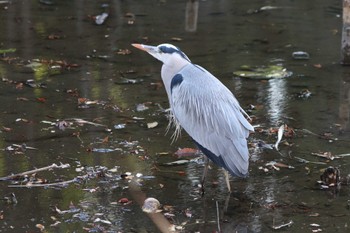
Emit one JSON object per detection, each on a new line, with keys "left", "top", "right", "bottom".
{"left": 132, "top": 43, "right": 253, "bottom": 183}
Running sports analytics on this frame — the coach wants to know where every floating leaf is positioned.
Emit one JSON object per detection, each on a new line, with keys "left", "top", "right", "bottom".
{"left": 92, "top": 148, "right": 121, "bottom": 153}
{"left": 95, "top": 12, "right": 108, "bottom": 25}
{"left": 115, "top": 77, "right": 144, "bottom": 84}
{"left": 136, "top": 103, "right": 149, "bottom": 112}
{"left": 0, "top": 48, "right": 16, "bottom": 54}
{"left": 233, "top": 65, "right": 292, "bottom": 79}
{"left": 114, "top": 124, "right": 126, "bottom": 129}
{"left": 116, "top": 49, "right": 131, "bottom": 55}
{"left": 174, "top": 148, "right": 200, "bottom": 157}
{"left": 292, "top": 51, "right": 310, "bottom": 60}
{"left": 164, "top": 159, "right": 190, "bottom": 166}
{"left": 147, "top": 121, "right": 158, "bottom": 129}
{"left": 274, "top": 124, "right": 284, "bottom": 150}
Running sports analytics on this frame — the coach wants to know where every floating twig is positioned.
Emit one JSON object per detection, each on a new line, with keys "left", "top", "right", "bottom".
{"left": 294, "top": 156, "right": 327, "bottom": 165}
{"left": 272, "top": 220, "right": 293, "bottom": 230}
{"left": 8, "top": 178, "right": 77, "bottom": 188}
{"left": 0, "top": 163, "right": 70, "bottom": 181}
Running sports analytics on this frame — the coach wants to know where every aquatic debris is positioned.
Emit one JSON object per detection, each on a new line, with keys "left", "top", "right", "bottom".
{"left": 0, "top": 163, "right": 70, "bottom": 181}
{"left": 5, "top": 143, "right": 38, "bottom": 154}
{"left": 292, "top": 51, "right": 310, "bottom": 60}
{"left": 272, "top": 220, "right": 293, "bottom": 230}
{"left": 56, "top": 120, "right": 72, "bottom": 130}
{"left": 174, "top": 148, "right": 200, "bottom": 157}
{"left": 94, "top": 218, "right": 112, "bottom": 225}
{"left": 114, "top": 123, "right": 126, "bottom": 129}
{"left": 233, "top": 65, "right": 292, "bottom": 80}
{"left": 136, "top": 103, "right": 149, "bottom": 112}
{"left": 297, "top": 89, "right": 312, "bottom": 99}
{"left": 294, "top": 156, "right": 327, "bottom": 165}
{"left": 147, "top": 121, "right": 158, "bottom": 129}
{"left": 311, "top": 151, "right": 340, "bottom": 160}
{"left": 118, "top": 197, "right": 132, "bottom": 205}
{"left": 164, "top": 159, "right": 190, "bottom": 166}
{"left": 261, "top": 161, "right": 295, "bottom": 172}
{"left": 260, "top": 6, "right": 282, "bottom": 11}
{"left": 95, "top": 12, "right": 108, "bottom": 25}
{"left": 124, "top": 12, "right": 136, "bottom": 25}
{"left": 142, "top": 197, "right": 161, "bottom": 213}
{"left": 35, "top": 223, "right": 46, "bottom": 232}
{"left": 2, "top": 193, "right": 18, "bottom": 204}
{"left": 91, "top": 148, "right": 122, "bottom": 153}
{"left": 274, "top": 124, "right": 285, "bottom": 151}
{"left": 116, "top": 48, "right": 132, "bottom": 55}
{"left": 171, "top": 37, "right": 183, "bottom": 42}
{"left": 115, "top": 77, "right": 144, "bottom": 84}
{"left": 318, "top": 166, "right": 340, "bottom": 188}
{"left": 0, "top": 48, "right": 16, "bottom": 54}
{"left": 54, "top": 205, "right": 80, "bottom": 215}
{"left": 247, "top": 5, "right": 286, "bottom": 14}
{"left": 310, "top": 223, "right": 322, "bottom": 232}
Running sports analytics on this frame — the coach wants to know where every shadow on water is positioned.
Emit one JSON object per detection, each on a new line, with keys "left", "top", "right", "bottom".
{"left": 0, "top": 0, "right": 350, "bottom": 232}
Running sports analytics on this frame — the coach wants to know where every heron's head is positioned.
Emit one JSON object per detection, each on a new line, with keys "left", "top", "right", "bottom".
{"left": 132, "top": 43, "right": 191, "bottom": 65}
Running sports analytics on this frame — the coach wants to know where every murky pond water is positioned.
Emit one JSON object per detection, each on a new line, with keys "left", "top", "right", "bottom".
{"left": 0, "top": 0, "right": 350, "bottom": 232}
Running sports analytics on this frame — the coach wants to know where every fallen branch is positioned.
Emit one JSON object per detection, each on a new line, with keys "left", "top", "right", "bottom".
{"left": 272, "top": 220, "right": 293, "bottom": 230}
{"left": 0, "top": 163, "right": 70, "bottom": 181}
{"left": 8, "top": 178, "right": 77, "bottom": 188}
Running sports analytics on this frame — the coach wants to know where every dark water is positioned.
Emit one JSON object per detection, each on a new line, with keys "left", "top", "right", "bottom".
{"left": 0, "top": 0, "right": 349, "bottom": 232}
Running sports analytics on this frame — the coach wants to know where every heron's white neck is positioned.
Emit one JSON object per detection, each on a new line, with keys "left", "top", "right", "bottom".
{"left": 161, "top": 58, "right": 190, "bottom": 102}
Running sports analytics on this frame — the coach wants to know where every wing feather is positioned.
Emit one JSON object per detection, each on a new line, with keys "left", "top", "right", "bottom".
{"left": 170, "top": 64, "right": 253, "bottom": 177}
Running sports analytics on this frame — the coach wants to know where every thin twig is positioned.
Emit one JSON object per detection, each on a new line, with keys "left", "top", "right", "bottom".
{"left": 0, "top": 163, "right": 70, "bottom": 181}
{"left": 8, "top": 178, "right": 77, "bottom": 188}
{"left": 216, "top": 201, "right": 221, "bottom": 233}
{"left": 272, "top": 220, "right": 293, "bottom": 230}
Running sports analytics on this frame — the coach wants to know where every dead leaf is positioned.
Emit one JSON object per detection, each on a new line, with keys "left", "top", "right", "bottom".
{"left": 116, "top": 49, "right": 131, "bottom": 55}
{"left": 147, "top": 121, "right": 158, "bottom": 129}
{"left": 17, "top": 97, "right": 29, "bottom": 101}
{"left": 2, "top": 126, "right": 12, "bottom": 132}
{"left": 47, "top": 34, "right": 62, "bottom": 40}
{"left": 35, "top": 223, "right": 45, "bottom": 232}
{"left": 118, "top": 197, "right": 132, "bottom": 205}
{"left": 102, "top": 136, "right": 109, "bottom": 144}
{"left": 274, "top": 124, "right": 284, "bottom": 150}
{"left": 174, "top": 148, "right": 200, "bottom": 157}
{"left": 171, "top": 37, "right": 183, "bottom": 41}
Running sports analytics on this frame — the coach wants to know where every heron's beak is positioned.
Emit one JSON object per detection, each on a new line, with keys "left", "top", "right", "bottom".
{"left": 132, "top": 44, "right": 158, "bottom": 53}
{"left": 132, "top": 44, "right": 146, "bottom": 51}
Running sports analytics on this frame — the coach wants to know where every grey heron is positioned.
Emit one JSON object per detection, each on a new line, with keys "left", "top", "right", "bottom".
{"left": 132, "top": 43, "right": 254, "bottom": 192}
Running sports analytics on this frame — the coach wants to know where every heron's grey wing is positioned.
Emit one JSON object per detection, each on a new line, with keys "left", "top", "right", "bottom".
{"left": 170, "top": 65, "right": 253, "bottom": 177}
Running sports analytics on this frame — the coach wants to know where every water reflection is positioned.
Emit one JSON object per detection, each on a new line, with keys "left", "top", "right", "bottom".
{"left": 339, "top": 70, "right": 350, "bottom": 131}
{"left": 266, "top": 79, "right": 287, "bottom": 125}
{"left": 185, "top": 0, "right": 199, "bottom": 32}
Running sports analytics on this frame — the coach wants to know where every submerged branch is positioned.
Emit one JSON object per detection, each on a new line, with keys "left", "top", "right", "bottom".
{"left": 8, "top": 178, "right": 77, "bottom": 188}
{"left": 0, "top": 163, "right": 70, "bottom": 181}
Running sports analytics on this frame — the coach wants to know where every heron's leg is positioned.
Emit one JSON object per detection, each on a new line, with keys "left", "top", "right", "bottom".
{"left": 201, "top": 156, "right": 209, "bottom": 194}
{"left": 223, "top": 169, "right": 231, "bottom": 192}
